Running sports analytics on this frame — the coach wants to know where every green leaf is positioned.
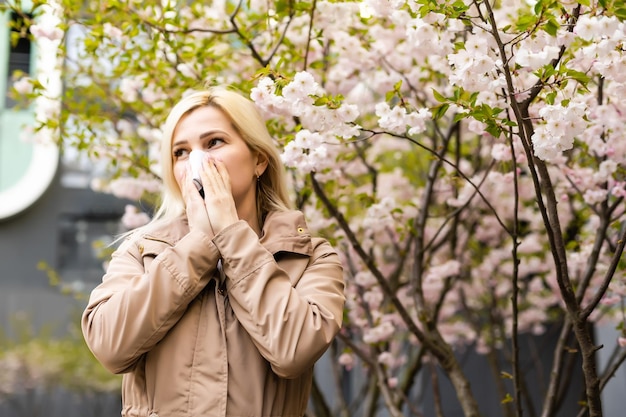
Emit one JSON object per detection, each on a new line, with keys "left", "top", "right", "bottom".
{"left": 565, "top": 68, "right": 591, "bottom": 85}
{"left": 485, "top": 123, "right": 502, "bottom": 137}
{"left": 544, "top": 18, "right": 559, "bottom": 36}
{"left": 453, "top": 112, "right": 467, "bottom": 123}
{"left": 516, "top": 13, "right": 538, "bottom": 32}
{"left": 432, "top": 103, "right": 449, "bottom": 120}
{"left": 432, "top": 88, "right": 448, "bottom": 103}
{"left": 314, "top": 96, "right": 329, "bottom": 106}
{"left": 615, "top": 7, "right": 626, "bottom": 21}
{"left": 545, "top": 91, "right": 557, "bottom": 105}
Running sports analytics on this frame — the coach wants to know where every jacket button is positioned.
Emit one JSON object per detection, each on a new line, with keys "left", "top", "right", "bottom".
{"left": 297, "top": 227, "right": 305, "bottom": 233}
{"left": 138, "top": 244, "right": 144, "bottom": 254}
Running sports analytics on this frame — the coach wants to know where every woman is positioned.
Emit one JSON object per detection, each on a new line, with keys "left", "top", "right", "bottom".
{"left": 81, "top": 87, "right": 346, "bottom": 417}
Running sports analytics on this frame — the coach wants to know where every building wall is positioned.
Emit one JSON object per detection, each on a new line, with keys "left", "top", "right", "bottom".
{"left": 0, "top": 165, "right": 127, "bottom": 417}
{"left": 0, "top": 166, "right": 128, "bottom": 327}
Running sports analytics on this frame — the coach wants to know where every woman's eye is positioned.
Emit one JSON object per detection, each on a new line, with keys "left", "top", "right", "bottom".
{"left": 173, "top": 148, "right": 189, "bottom": 159}
{"left": 206, "top": 138, "right": 225, "bottom": 148}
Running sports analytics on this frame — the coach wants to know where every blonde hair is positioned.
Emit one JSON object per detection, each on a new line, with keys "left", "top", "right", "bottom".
{"left": 132, "top": 87, "right": 292, "bottom": 237}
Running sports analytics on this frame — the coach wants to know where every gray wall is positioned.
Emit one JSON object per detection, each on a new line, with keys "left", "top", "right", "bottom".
{"left": 0, "top": 166, "right": 127, "bottom": 417}
{"left": 0, "top": 167, "right": 128, "bottom": 331}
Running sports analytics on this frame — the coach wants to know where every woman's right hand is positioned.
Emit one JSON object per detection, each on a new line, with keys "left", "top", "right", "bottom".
{"left": 181, "top": 165, "right": 215, "bottom": 238}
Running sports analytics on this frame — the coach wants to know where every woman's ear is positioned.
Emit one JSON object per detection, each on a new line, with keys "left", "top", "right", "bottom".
{"left": 255, "top": 152, "right": 269, "bottom": 177}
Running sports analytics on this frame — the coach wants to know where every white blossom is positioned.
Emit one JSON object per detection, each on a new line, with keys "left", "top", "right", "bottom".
{"left": 363, "top": 320, "right": 395, "bottom": 344}
{"left": 121, "top": 205, "right": 151, "bottom": 230}
{"left": 13, "top": 77, "right": 34, "bottom": 95}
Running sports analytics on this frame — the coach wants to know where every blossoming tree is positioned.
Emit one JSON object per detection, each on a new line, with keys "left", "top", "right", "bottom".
{"left": 8, "top": 0, "right": 626, "bottom": 416}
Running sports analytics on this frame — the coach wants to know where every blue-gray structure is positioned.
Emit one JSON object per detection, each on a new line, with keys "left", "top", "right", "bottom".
{"left": 0, "top": 164, "right": 126, "bottom": 417}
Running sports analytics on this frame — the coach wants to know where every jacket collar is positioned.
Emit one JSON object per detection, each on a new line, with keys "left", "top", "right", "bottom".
{"left": 259, "top": 210, "right": 313, "bottom": 256}
{"left": 143, "top": 210, "right": 313, "bottom": 257}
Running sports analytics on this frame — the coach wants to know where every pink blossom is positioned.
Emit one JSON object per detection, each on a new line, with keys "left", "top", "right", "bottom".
{"left": 583, "top": 189, "right": 608, "bottom": 205}
{"left": 362, "top": 197, "right": 397, "bottom": 232}
{"left": 358, "top": 0, "right": 403, "bottom": 18}
{"left": 141, "top": 85, "right": 166, "bottom": 105}
{"left": 600, "top": 295, "right": 621, "bottom": 306}
{"left": 250, "top": 78, "right": 291, "bottom": 118}
{"left": 13, "top": 77, "right": 34, "bottom": 95}
{"left": 376, "top": 102, "right": 430, "bottom": 135}
{"left": 354, "top": 271, "right": 377, "bottom": 288}
{"left": 518, "top": 309, "right": 548, "bottom": 333}
{"left": 574, "top": 15, "right": 621, "bottom": 41}
{"left": 103, "top": 22, "right": 123, "bottom": 39}
{"left": 35, "top": 97, "right": 61, "bottom": 121}
{"left": 119, "top": 78, "right": 143, "bottom": 103}
{"left": 618, "top": 337, "right": 626, "bottom": 348}
{"left": 491, "top": 143, "right": 511, "bottom": 161}
{"left": 176, "top": 63, "right": 197, "bottom": 78}
{"left": 406, "top": 18, "right": 439, "bottom": 54}
{"left": 280, "top": 130, "right": 339, "bottom": 173}
{"left": 250, "top": 77, "right": 276, "bottom": 103}
{"left": 407, "top": 108, "right": 432, "bottom": 135}
{"left": 338, "top": 353, "right": 354, "bottom": 370}
{"left": 109, "top": 176, "right": 162, "bottom": 201}
{"left": 378, "top": 351, "right": 395, "bottom": 367}
{"left": 363, "top": 289, "right": 384, "bottom": 310}
{"left": 468, "top": 119, "right": 487, "bottom": 135}
{"left": 363, "top": 321, "right": 395, "bottom": 344}
{"left": 533, "top": 102, "right": 588, "bottom": 160}
{"left": 121, "top": 205, "right": 151, "bottom": 230}
{"left": 337, "top": 104, "right": 360, "bottom": 123}
{"left": 425, "top": 260, "right": 461, "bottom": 281}
{"left": 515, "top": 32, "right": 561, "bottom": 69}
{"left": 137, "top": 126, "right": 162, "bottom": 143}
{"left": 611, "top": 184, "right": 626, "bottom": 198}
{"left": 282, "top": 71, "right": 321, "bottom": 100}
{"left": 30, "top": 23, "right": 64, "bottom": 42}
{"left": 594, "top": 160, "right": 618, "bottom": 182}
{"left": 518, "top": 235, "right": 545, "bottom": 254}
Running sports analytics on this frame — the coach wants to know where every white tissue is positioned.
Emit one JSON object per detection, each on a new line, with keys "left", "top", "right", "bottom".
{"left": 189, "top": 150, "right": 205, "bottom": 184}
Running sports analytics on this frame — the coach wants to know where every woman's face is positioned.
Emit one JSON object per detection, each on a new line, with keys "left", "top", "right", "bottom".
{"left": 171, "top": 105, "right": 265, "bottom": 211}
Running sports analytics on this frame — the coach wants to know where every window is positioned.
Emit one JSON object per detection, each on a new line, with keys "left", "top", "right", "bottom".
{"left": 6, "top": 11, "right": 32, "bottom": 108}
{"left": 0, "top": 8, "right": 60, "bottom": 220}
{"left": 57, "top": 213, "right": 123, "bottom": 286}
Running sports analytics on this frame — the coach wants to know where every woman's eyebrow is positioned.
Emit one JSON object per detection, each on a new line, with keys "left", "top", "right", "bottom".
{"left": 199, "top": 129, "right": 227, "bottom": 139}
{"left": 172, "top": 139, "right": 188, "bottom": 148}
{"left": 172, "top": 129, "right": 228, "bottom": 148}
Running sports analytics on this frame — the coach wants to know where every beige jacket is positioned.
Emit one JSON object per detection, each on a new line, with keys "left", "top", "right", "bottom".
{"left": 82, "top": 210, "right": 345, "bottom": 417}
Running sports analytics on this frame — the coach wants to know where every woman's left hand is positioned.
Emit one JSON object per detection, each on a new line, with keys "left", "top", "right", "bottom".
{"left": 197, "top": 156, "right": 240, "bottom": 235}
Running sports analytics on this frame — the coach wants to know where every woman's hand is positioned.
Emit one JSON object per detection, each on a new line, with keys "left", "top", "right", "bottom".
{"left": 183, "top": 154, "right": 239, "bottom": 237}
{"left": 182, "top": 165, "right": 215, "bottom": 237}
{"left": 185, "top": 156, "right": 239, "bottom": 236}
{"left": 199, "top": 156, "right": 240, "bottom": 234}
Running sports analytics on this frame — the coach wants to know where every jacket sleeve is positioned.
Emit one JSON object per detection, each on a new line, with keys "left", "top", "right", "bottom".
{"left": 215, "top": 221, "right": 345, "bottom": 379}
{"left": 81, "top": 229, "right": 220, "bottom": 374}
